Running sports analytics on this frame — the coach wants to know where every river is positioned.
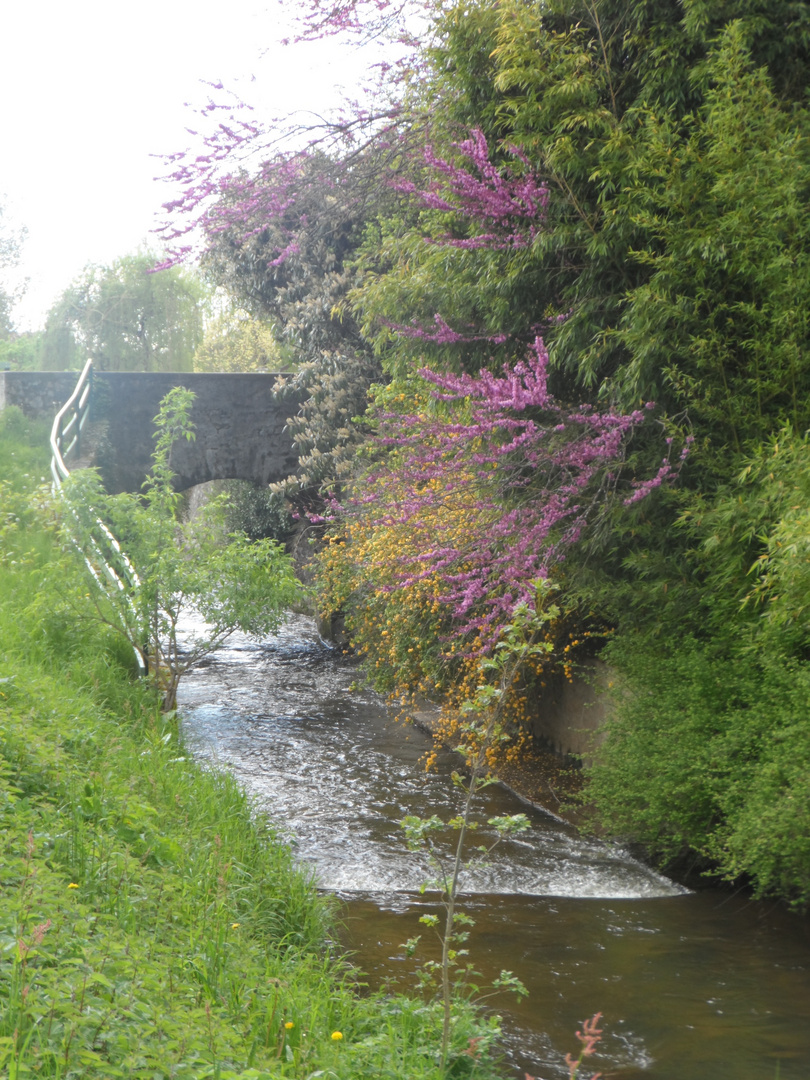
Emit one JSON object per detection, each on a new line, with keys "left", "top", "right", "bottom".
{"left": 177, "top": 613, "right": 810, "bottom": 1080}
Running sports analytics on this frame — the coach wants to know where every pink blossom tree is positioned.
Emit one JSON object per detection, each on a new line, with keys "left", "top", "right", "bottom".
{"left": 332, "top": 336, "right": 684, "bottom": 651}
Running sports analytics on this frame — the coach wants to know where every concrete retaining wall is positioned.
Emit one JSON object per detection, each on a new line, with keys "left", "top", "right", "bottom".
{"left": 527, "top": 658, "right": 610, "bottom": 763}
{"left": 404, "top": 657, "right": 611, "bottom": 765}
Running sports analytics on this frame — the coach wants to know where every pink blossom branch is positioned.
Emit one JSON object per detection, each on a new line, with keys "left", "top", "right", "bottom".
{"left": 392, "top": 128, "right": 548, "bottom": 250}
{"left": 332, "top": 338, "right": 685, "bottom": 652}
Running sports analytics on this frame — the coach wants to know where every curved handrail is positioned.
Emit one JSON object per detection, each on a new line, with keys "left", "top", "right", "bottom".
{"left": 50, "top": 361, "right": 146, "bottom": 673}
{"left": 50, "top": 358, "right": 93, "bottom": 486}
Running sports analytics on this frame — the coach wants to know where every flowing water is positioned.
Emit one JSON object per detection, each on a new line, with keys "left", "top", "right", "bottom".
{"left": 177, "top": 614, "right": 810, "bottom": 1080}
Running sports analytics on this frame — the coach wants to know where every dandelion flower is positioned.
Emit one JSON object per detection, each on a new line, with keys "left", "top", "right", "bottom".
{"left": 231, "top": 922, "right": 240, "bottom": 929}
{"left": 331, "top": 1031, "right": 343, "bottom": 1041}
{"left": 285, "top": 1021, "right": 295, "bottom": 1031}
{"left": 68, "top": 883, "right": 79, "bottom": 889}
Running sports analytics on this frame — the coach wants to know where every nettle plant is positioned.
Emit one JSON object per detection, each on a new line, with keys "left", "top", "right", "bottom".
{"left": 399, "top": 585, "right": 609, "bottom": 1079}
{"left": 59, "top": 387, "right": 299, "bottom": 710}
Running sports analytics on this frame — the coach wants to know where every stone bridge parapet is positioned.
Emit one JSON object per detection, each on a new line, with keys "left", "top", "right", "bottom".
{"left": 1, "top": 370, "right": 303, "bottom": 493}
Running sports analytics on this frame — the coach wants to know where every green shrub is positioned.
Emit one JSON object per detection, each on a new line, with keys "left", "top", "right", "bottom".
{"left": 223, "top": 479, "right": 294, "bottom": 543}
{"left": 587, "top": 633, "right": 810, "bottom": 906}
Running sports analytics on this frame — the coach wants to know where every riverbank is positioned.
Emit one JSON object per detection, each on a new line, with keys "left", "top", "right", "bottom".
{"left": 0, "top": 410, "right": 508, "bottom": 1080}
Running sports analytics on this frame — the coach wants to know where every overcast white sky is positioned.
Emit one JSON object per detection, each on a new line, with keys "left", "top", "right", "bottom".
{"left": 1, "top": 0, "right": 384, "bottom": 330}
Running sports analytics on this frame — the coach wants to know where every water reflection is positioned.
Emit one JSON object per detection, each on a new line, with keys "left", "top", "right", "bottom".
{"left": 178, "top": 614, "right": 810, "bottom": 1080}
{"left": 341, "top": 890, "right": 810, "bottom": 1079}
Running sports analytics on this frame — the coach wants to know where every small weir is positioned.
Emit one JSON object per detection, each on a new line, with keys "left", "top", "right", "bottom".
{"left": 178, "top": 614, "right": 810, "bottom": 1080}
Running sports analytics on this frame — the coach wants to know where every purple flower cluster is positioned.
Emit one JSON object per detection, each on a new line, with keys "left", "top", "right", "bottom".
{"left": 347, "top": 338, "right": 681, "bottom": 650}
{"left": 622, "top": 434, "right": 694, "bottom": 505}
{"left": 158, "top": 133, "right": 317, "bottom": 271}
{"left": 290, "top": 0, "right": 408, "bottom": 41}
{"left": 393, "top": 128, "right": 549, "bottom": 250}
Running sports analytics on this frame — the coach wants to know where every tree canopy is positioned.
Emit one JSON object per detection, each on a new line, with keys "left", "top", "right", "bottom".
{"left": 41, "top": 252, "right": 205, "bottom": 372}
{"left": 0, "top": 201, "right": 27, "bottom": 345}
{"left": 192, "top": 304, "right": 284, "bottom": 373}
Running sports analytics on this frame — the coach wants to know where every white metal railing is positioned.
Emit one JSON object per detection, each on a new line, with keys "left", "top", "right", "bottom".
{"left": 50, "top": 361, "right": 146, "bottom": 673}
{"left": 50, "top": 358, "right": 93, "bottom": 486}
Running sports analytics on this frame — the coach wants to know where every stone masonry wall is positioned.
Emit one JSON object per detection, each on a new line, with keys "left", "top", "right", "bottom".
{"left": 0, "top": 372, "right": 83, "bottom": 419}
{"left": 92, "top": 373, "right": 304, "bottom": 493}
{"left": 2, "top": 370, "right": 303, "bottom": 492}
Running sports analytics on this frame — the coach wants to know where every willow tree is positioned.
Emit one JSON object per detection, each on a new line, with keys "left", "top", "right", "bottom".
{"left": 40, "top": 252, "right": 205, "bottom": 372}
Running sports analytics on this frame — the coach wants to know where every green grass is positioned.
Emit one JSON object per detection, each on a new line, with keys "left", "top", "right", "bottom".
{"left": 0, "top": 409, "right": 504, "bottom": 1079}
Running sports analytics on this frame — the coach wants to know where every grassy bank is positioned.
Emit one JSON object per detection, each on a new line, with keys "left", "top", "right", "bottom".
{"left": 0, "top": 408, "right": 502, "bottom": 1079}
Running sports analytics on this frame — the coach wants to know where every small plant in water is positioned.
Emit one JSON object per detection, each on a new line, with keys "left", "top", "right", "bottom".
{"left": 400, "top": 580, "right": 559, "bottom": 1069}
{"left": 565, "top": 1011, "right": 604, "bottom": 1079}
{"left": 523, "top": 1012, "right": 604, "bottom": 1080}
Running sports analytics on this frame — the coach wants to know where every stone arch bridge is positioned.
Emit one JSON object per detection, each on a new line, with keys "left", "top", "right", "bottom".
{"left": 1, "top": 370, "right": 303, "bottom": 493}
